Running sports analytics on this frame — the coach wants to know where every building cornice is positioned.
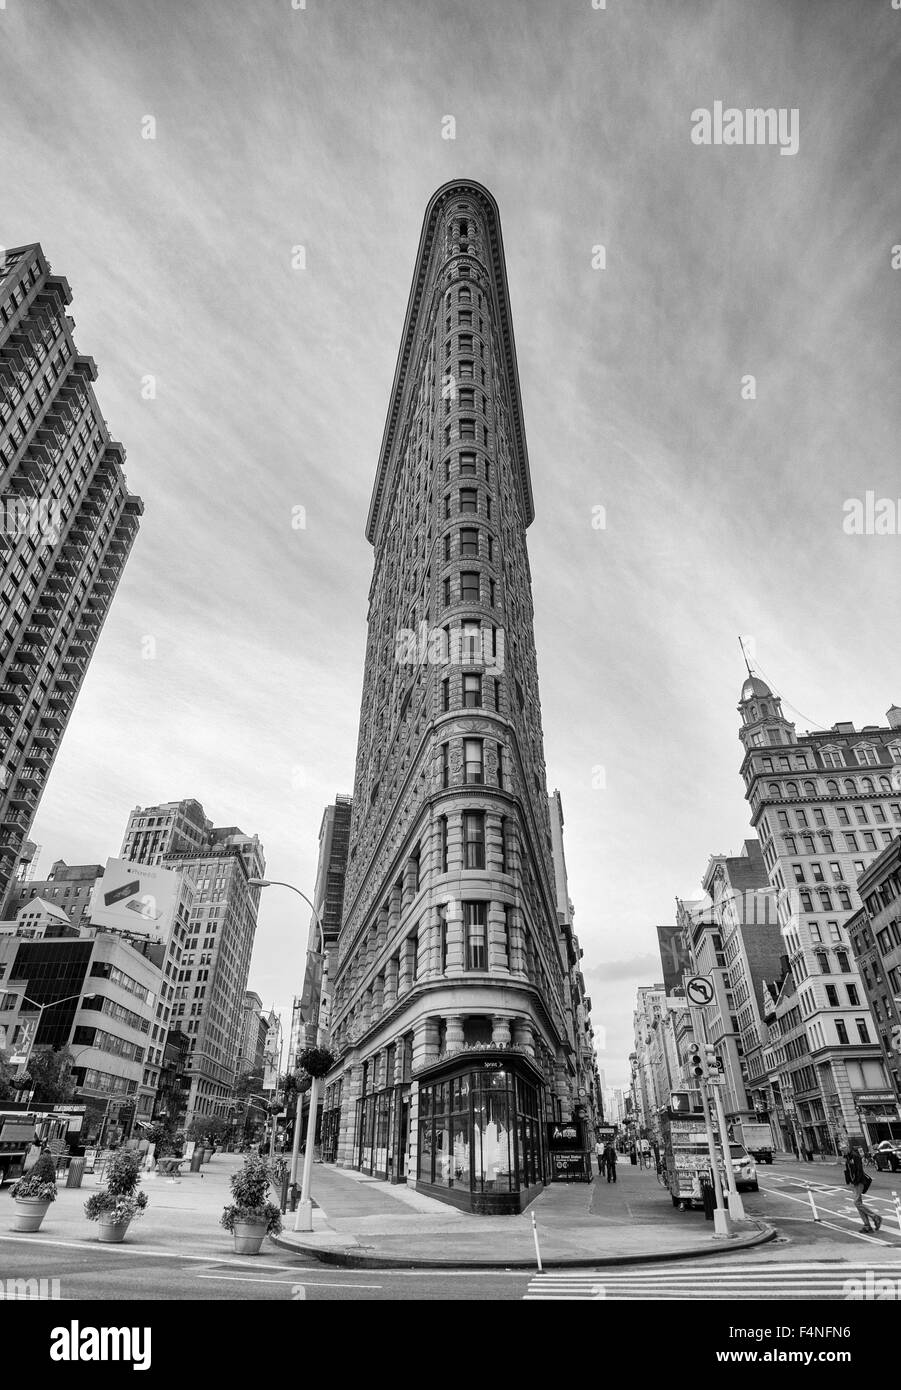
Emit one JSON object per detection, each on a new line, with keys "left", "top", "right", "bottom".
{"left": 365, "top": 179, "right": 534, "bottom": 544}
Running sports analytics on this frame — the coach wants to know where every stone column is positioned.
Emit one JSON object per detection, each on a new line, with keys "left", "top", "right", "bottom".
{"left": 360, "top": 987, "right": 373, "bottom": 1031}
{"left": 491, "top": 1015, "right": 512, "bottom": 1047}
{"left": 446, "top": 810, "right": 463, "bottom": 873}
{"left": 337, "top": 1062, "right": 362, "bottom": 1168}
{"left": 444, "top": 1013, "right": 465, "bottom": 1056}
{"left": 411, "top": 1016, "right": 441, "bottom": 1072}
{"left": 388, "top": 883, "right": 402, "bottom": 941}
{"left": 487, "top": 901, "right": 509, "bottom": 972}
{"left": 402, "top": 855, "right": 419, "bottom": 908}
{"left": 393, "top": 1039, "right": 408, "bottom": 1086}
{"left": 507, "top": 905, "right": 526, "bottom": 976}
{"left": 513, "top": 1018, "right": 535, "bottom": 1057}
{"left": 372, "top": 972, "right": 385, "bottom": 1021}
{"left": 383, "top": 954, "right": 399, "bottom": 1009}
{"left": 398, "top": 935, "right": 416, "bottom": 995}
{"left": 444, "top": 897, "right": 465, "bottom": 974}
{"left": 486, "top": 813, "right": 505, "bottom": 874}
{"left": 421, "top": 903, "right": 443, "bottom": 977}
{"left": 376, "top": 903, "right": 389, "bottom": 953}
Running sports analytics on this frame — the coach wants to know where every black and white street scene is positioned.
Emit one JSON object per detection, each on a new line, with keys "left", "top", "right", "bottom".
{"left": 1, "top": 0, "right": 900, "bottom": 1363}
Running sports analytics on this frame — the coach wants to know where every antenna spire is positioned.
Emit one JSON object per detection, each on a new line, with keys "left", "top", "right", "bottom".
{"left": 738, "top": 636, "right": 754, "bottom": 677}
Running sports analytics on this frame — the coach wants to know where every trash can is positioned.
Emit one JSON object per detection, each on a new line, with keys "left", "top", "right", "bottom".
{"left": 66, "top": 1157, "right": 86, "bottom": 1189}
{"left": 190, "top": 1149, "right": 203, "bottom": 1173}
{"left": 699, "top": 1174, "right": 715, "bottom": 1221}
{"left": 279, "top": 1171, "right": 290, "bottom": 1214}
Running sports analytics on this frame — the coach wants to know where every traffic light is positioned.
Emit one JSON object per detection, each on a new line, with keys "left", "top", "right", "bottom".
{"left": 704, "top": 1043, "right": 718, "bottom": 1077}
{"left": 687, "top": 1042, "right": 705, "bottom": 1079}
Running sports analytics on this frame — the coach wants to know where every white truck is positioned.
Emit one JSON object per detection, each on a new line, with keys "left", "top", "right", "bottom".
{"left": 732, "top": 1120, "right": 774, "bottom": 1164}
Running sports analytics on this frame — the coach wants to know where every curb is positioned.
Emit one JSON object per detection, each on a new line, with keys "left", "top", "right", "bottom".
{"left": 271, "top": 1219, "right": 777, "bottom": 1270}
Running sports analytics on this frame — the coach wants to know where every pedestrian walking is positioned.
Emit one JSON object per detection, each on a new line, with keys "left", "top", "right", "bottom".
{"left": 603, "top": 1141, "right": 618, "bottom": 1184}
{"left": 843, "top": 1143, "right": 881, "bottom": 1233}
{"left": 595, "top": 1139, "right": 604, "bottom": 1176}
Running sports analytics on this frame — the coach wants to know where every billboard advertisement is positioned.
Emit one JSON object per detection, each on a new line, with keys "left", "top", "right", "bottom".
{"left": 656, "top": 925, "right": 692, "bottom": 997}
{"left": 90, "top": 857, "right": 180, "bottom": 946}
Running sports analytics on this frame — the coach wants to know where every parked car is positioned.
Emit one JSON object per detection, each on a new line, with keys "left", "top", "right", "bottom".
{"left": 873, "top": 1140, "right": 901, "bottom": 1173}
{"left": 718, "top": 1143, "right": 759, "bottom": 1192}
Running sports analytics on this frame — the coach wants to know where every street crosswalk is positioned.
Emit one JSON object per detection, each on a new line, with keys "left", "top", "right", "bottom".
{"left": 523, "top": 1261, "right": 901, "bottom": 1300}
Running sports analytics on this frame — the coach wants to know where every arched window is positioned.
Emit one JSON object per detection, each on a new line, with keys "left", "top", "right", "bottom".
{"left": 786, "top": 781, "right": 799, "bottom": 796}
{"left": 879, "top": 776, "right": 892, "bottom": 793}
{"left": 803, "top": 780, "right": 816, "bottom": 795}
{"left": 826, "top": 780, "right": 839, "bottom": 795}
{"left": 768, "top": 783, "right": 781, "bottom": 798}
{"left": 843, "top": 778, "right": 857, "bottom": 796}
{"left": 861, "top": 778, "right": 874, "bottom": 794}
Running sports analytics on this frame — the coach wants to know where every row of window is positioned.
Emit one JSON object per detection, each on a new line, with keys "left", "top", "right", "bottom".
{"left": 757, "top": 746, "right": 901, "bottom": 773}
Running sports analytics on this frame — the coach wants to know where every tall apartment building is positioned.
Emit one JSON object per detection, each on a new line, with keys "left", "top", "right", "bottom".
{"left": 295, "top": 795, "right": 353, "bottom": 1057}
{"left": 0, "top": 917, "right": 164, "bottom": 1139}
{"left": 0, "top": 244, "right": 142, "bottom": 902}
{"left": 239, "top": 989, "right": 266, "bottom": 1074}
{"left": 846, "top": 837, "right": 901, "bottom": 1145}
{"left": 737, "top": 676, "right": 900, "bottom": 1151}
{"left": 630, "top": 983, "right": 675, "bottom": 1144}
{"left": 548, "top": 789, "right": 602, "bottom": 1136}
{"left": 325, "top": 181, "right": 576, "bottom": 1214}
{"left": 676, "top": 842, "right": 783, "bottom": 1126}
{"left": 121, "top": 800, "right": 265, "bottom": 1125}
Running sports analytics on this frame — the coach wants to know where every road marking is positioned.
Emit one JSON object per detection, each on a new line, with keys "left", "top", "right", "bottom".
{"left": 195, "top": 1273, "right": 382, "bottom": 1288}
{"left": 0, "top": 1234, "right": 317, "bottom": 1266}
{"left": 757, "top": 1182, "right": 898, "bottom": 1242}
{"left": 524, "top": 1263, "right": 901, "bottom": 1300}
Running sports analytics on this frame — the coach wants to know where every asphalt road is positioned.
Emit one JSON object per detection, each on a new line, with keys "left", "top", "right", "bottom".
{"left": 2, "top": 1157, "right": 899, "bottom": 1300}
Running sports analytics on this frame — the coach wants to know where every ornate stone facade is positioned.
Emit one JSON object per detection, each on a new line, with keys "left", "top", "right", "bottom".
{"left": 325, "top": 181, "right": 575, "bottom": 1202}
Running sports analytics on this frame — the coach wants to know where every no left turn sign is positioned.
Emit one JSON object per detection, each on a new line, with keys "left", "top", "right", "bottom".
{"left": 686, "top": 974, "right": 715, "bottom": 1006}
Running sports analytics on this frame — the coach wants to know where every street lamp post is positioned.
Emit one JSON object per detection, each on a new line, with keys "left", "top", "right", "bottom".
{"left": 15, "top": 993, "right": 95, "bottom": 1099}
{"left": 248, "top": 878, "right": 327, "bottom": 1234}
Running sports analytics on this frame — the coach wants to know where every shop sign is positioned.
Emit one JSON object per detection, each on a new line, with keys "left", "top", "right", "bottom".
{"left": 855, "top": 1092, "right": 896, "bottom": 1104}
{"left": 552, "top": 1152, "right": 586, "bottom": 1180}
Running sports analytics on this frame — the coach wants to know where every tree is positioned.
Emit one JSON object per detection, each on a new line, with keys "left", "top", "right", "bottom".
{"left": 146, "top": 1118, "right": 182, "bottom": 1157}
{"left": 0, "top": 1050, "right": 27, "bottom": 1102}
{"left": 234, "top": 1067, "right": 265, "bottom": 1100}
{"left": 187, "top": 1115, "right": 229, "bottom": 1145}
{"left": 19, "top": 1046, "right": 76, "bottom": 1103}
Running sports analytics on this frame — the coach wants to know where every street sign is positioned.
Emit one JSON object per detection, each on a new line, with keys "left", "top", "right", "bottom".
{"left": 665, "top": 995, "right": 689, "bottom": 1011}
{"left": 685, "top": 975, "right": 715, "bottom": 1007}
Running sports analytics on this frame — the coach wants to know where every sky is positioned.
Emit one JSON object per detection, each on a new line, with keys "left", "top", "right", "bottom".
{"left": 2, "top": 0, "right": 900, "bottom": 1089}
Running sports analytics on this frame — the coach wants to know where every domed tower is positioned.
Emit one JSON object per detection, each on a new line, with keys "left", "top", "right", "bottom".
{"left": 737, "top": 674, "right": 796, "bottom": 753}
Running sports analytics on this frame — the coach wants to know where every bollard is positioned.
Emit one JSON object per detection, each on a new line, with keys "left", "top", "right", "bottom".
{"left": 892, "top": 1190, "right": 901, "bottom": 1236}
{"left": 531, "top": 1212, "right": 543, "bottom": 1274}
{"left": 807, "top": 1188, "right": 819, "bottom": 1222}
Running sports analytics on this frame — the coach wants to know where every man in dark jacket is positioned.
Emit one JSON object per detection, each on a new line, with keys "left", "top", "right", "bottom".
{"left": 844, "top": 1144, "right": 881, "bottom": 1232}
{"left": 603, "top": 1141, "right": 618, "bottom": 1183}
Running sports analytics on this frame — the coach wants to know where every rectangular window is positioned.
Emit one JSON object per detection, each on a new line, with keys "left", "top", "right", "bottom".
{"left": 460, "top": 527, "right": 479, "bottom": 557}
{"left": 441, "top": 742, "right": 450, "bottom": 788}
{"left": 459, "top": 451, "right": 476, "bottom": 474}
{"left": 836, "top": 1019, "right": 848, "bottom": 1044}
{"left": 460, "top": 488, "right": 478, "bottom": 513}
{"left": 439, "top": 818, "right": 448, "bottom": 873}
{"left": 855, "top": 1017, "right": 870, "bottom": 1044}
{"left": 825, "top": 985, "right": 839, "bottom": 1007}
{"left": 460, "top": 571, "right": 480, "bottom": 602}
{"left": 459, "top": 418, "right": 476, "bottom": 440}
{"left": 463, "top": 738, "right": 483, "bottom": 784}
{"left": 463, "top": 902, "right": 487, "bottom": 970}
{"left": 463, "top": 673, "right": 482, "bottom": 708}
{"left": 463, "top": 812, "right": 485, "bottom": 869}
{"left": 441, "top": 678, "right": 450, "bottom": 712}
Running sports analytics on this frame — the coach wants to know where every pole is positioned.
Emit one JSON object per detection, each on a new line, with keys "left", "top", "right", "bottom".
{"left": 531, "top": 1211, "right": 543, "bottom": 1273}
{"left": 289, "top": 1084, "right": 303, "bottom": 1196}
{"left": 295, "top": 1073, "right": 319, "bottom": 1232}
{"left": 711, "top": 1079, "right": 745, "bottom": 1221}
{"left": 689, "top": 1004, "right": 731, "bottom": 1237}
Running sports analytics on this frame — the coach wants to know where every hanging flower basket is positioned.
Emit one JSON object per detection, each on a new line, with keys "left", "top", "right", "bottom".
{"left": 297, "top": 1047, "right": 334, "bottom": 1079}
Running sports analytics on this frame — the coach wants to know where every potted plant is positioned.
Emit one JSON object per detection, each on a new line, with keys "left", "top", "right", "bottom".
{"left": 84, "top": 1150, "right": 148, "bottom": 1243}
{"left": 220, "top": 1154, "right": 282, "bottom": 1254}
{"left": 296, "top": 1046, "right": 334, "bottom": 1078}
{"left": 9, "top": 1152, "right": 58, "bottom": 1232}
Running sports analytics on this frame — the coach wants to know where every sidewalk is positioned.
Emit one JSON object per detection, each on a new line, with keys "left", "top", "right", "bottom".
{"left": 5, "top": 1153, "right": 256, "bottom": 1260}
{"left": 272, "top": 1159, "right": 775, "bottom": 1269}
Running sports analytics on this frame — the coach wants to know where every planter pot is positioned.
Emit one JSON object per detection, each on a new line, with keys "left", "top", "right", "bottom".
{"left": 97, "top": 1216, "right": 132, "bottom": 1244}
{"left": 12, "top": 1197, "right": 52, "bottom": 1232}
{"left": 232, "top": 1218, "right": 268, "bottom": 1255}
